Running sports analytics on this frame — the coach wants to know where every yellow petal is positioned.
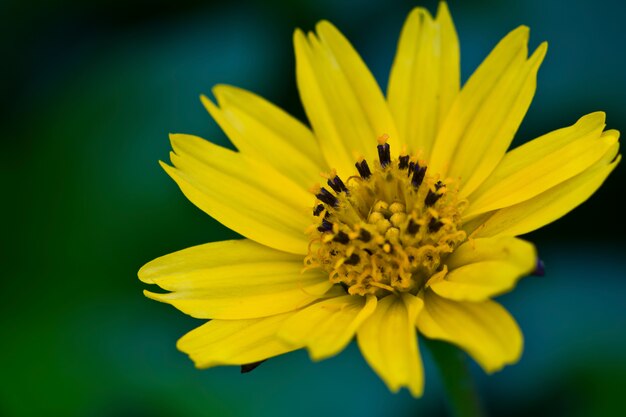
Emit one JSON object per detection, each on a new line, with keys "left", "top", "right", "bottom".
{"left": 464, "top": 113, "right": 617, "bottom": 217}
{"left": 472, "top": 144, "right": 621, "bottom": 238}
{"left": 162, "top": 133, "right": 313, "bottom": 254}
{"left": 201, "top": 85, "right": 326, "bottom": 189}
{"left": 294, "top": 23, "right": 398, "bottom": 177}
{"left": 357, "top": 294, "right": 424, "bottom": 397}
{"left": 429, "top": 237, "right": 536, "bottom": 301}
{"left": 177, "top": 312, "right": 299, "bottom": 368}
{"left": 387, "top": 2, "right": 459, "bottom": 159}
{"left": 278, "top": 295, "right": 377, "bottom": 361}
{"left": 418, "top": 290, "right": 523, "bottom": 373}
{"left": 140, "top": 239, "right": 332, "bottom": 320}
{"left": 430, "top": 26, "right": 546, "bottom": 197}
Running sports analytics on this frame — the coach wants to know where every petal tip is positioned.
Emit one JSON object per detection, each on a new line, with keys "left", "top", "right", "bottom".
{"left": 531, "top": 41, "right": 548, "bottom": 62}
{"left": 408, "top": 6, "right": 432, "bottom": 21}
{"left": 211, "top": 84, "right": 239, "bottom": 101}
{"left": 293, "top": 28, "right": 306, "bottom": 44}
{"left": 508, "top": 25, "right": 530, "bottom": 43}
{"left": 143, "top": 289, "right": 166, "bottom": 302}
{"left": 137, "top": 263, "right": 154, "bottom": 283}
{"left": 315, "top": 19, "right": 335, "bottom": 33}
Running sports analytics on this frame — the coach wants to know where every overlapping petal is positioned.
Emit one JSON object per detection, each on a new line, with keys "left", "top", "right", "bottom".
{"left": 429, "top": 26, "right": 547, "bottom": 197}
{"left": 161, "top": 133, "right": 312, "bottom": 254}
{"left": 428, "top": 237, "right": 536, "bottom": 301}
{"left": 278, "top": 295, "right": 377, "bottom": 361}
{"left": 418, "top": 290, "right": 523, "bottom": 373}
{"left": 201, "top": 85, "right": 326, "bottom": 189}
{"left": 387, "top": 2, "right": 459, "bottom": 159}
{"left": 177, "top": 312, "right": 299, "bottom": 368}
{"left": 294, "top": 21, "right": 398, "bottom": 176}
{"left": 357, "top": 294, "right": 424, "bottom": 397}
{"left": 471, "top": 142, "right": 620, "bottom": 238}
{"left": 140, "top": 239, "right": 332, "bottom": 320}
{"left": 464, "top": 112, "right": 618, "bottom": 218}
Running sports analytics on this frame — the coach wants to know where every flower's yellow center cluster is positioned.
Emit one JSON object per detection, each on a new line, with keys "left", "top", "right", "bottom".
{"left": 305, "top": 140, "right": 468, "bottom": 297}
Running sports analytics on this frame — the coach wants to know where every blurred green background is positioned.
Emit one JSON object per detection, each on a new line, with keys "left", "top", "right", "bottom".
{"left": 3, "top": 0, "right": 625, "bottom": 416}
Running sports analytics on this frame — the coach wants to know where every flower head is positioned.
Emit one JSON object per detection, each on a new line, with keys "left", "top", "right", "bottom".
{"left": 139, "top": 3, "right": 620, "bottom": 396}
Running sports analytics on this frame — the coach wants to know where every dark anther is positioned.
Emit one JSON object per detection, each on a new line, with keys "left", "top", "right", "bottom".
{"left": 407, "top": 219, "right": 420, "bottom": 234}
{"left": 313, "top": 204, "right": 324, "bottom": 216}
{"left": 316, "top": 187, "right": 338, "bottom": 207}
{"left": 363, "top": 248, "right": 373, "bottom": 255}
{"left": 327, "top": 175, "right": 349, "bottom": 193}
{"left": 425, "top": 189, "right": 442, "bottom": 207}
{"left": 411, "top": 165, "right": 427, "bottom": 188}
{"left": 533, "top": 259, "right": 545, "bottom": 276}
{"left": 339, "top": 282, "right": 350, "bottom": 293}
{"left": 344, "top": 253, "right": 360, "bottom": 265}
{"left": 434, "top": 180, "right": 444, "bottom": 190}
{"left": 355, "top": 160, "right": 372, "bottom": 179}
{"left": 398, "top": 155, "right": 409, "bottom": 170}
{"left": 407, "top": 161, "right": 415, "bottom": 176}
{"left": 333, "top": 231, "right": 350, "bottom": 244}
{"left": 377, "top": 143, "right": 391, "bottom": 168}
{"left": 241, "top": 360, "right": 266, "bottom": 373}
{"left": 428, "top": 218, "right": 444, "bottom": 233}
{"left": 359, "top": 229, "right": 372, "bottom": 242}
{"left": 317, "top": 219, "right": 333, "bottom": 232}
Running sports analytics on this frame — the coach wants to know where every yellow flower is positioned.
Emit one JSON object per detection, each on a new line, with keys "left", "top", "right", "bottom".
{"left": 139, "top": 3, "right": 620, "bottom": 397}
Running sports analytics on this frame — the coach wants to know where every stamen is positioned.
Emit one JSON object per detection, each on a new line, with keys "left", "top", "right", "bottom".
{"left": 398, "top": 155, "right": 409, "bottom": 170}
{"left": 377, "top": 142, "right": 391, "bottom": 168}
{"left": 307, "top": 141, "right": 467, "bottom": 298}
{"left": 411, "top": 165, "right": 427, "bottom": 188}
{"left": 424, "top": 189, "right": 442, "bottom": 207}
{"left": 428, "top": 218, "right": 444, "bottom": 233}
{"left": 333, "top": 231, "right": 350, "bottom": 244}
{"left": 407, "top": 161, "right": 415, "bottom": 176}
{"left": 355, "top": 160, "right": 372, "bottom": 179}
{"left": 316, "top": 187, "right": 338, "bottom": 207}
{"left": 344, "top": 253, "right": 360, "bottom": 265}
{"left": 313, "top": 204, "right": 324, "bottom": 216}
{"left": 317, "top": 219, "right": 333, "bottom": 232}
{"left": 533, "top": 259, "right": 545, "bottom": 276}
{"left": 327, "top": 175, "right": 348, "bottom": 193}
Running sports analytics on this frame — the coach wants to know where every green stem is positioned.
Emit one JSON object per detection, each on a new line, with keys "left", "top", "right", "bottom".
{"left": 424, "top": 338, "right": 487, "bottom": 417}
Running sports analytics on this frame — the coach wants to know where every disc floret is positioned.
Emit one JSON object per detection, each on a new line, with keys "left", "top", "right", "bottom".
{"left": 305, "top": 139, "right": 468, "bottom": 297}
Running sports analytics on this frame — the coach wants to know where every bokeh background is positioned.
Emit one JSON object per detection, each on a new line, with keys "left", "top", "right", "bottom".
{"left": 3, "top": 0, "right": 625, "bottom": 416}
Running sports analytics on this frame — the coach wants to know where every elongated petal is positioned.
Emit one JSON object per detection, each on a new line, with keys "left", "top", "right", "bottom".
{"left": 294, "top": 22, "right": 398, "bottom": 176}
{"left": 177, "top": 312, "right": 299, "bottom": 368}
{"left": 162, "top": 133, "right": 312, "bottom": 254}
{"left": 430, "top": 26, "right": 547, "bottom": 197}
{"left": 464, "top": 113, "right": 617, "bottom": 217}
{"left": 418, "top": 290, "right": 522, "bottom": 373}
{"left": 201, "top": 85, "right": 326, "bottom": 189}
{"left": 472, "top": 144, "right": 621, "bottom": 238}
{"left": 387, "top": 3, "right": 459, "bottom": 159}
{"left": 429, "top": 237, "right": 536, "bottom": 301}
{"left": 357, "top": 294, "right": 424, "bottom": 397}
{"left": 278, "top": 295, "right": 376, "bottom": 361}
{"left": 140, "top": 240, "right": 331, "bottom": 320}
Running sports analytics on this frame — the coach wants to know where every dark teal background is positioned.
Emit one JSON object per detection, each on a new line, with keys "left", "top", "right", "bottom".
{"left": 3, "top": 0, "right": 625, "bottom": 416}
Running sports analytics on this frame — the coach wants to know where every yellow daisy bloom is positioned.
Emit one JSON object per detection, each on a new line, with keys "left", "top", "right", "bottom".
{"left": 139, "top": 3, "right": 620, "bottom": 397}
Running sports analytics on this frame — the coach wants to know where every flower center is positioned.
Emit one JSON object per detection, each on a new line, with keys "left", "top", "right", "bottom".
{"left": 305, "top": 138, "right": 468, "bottom": 297}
